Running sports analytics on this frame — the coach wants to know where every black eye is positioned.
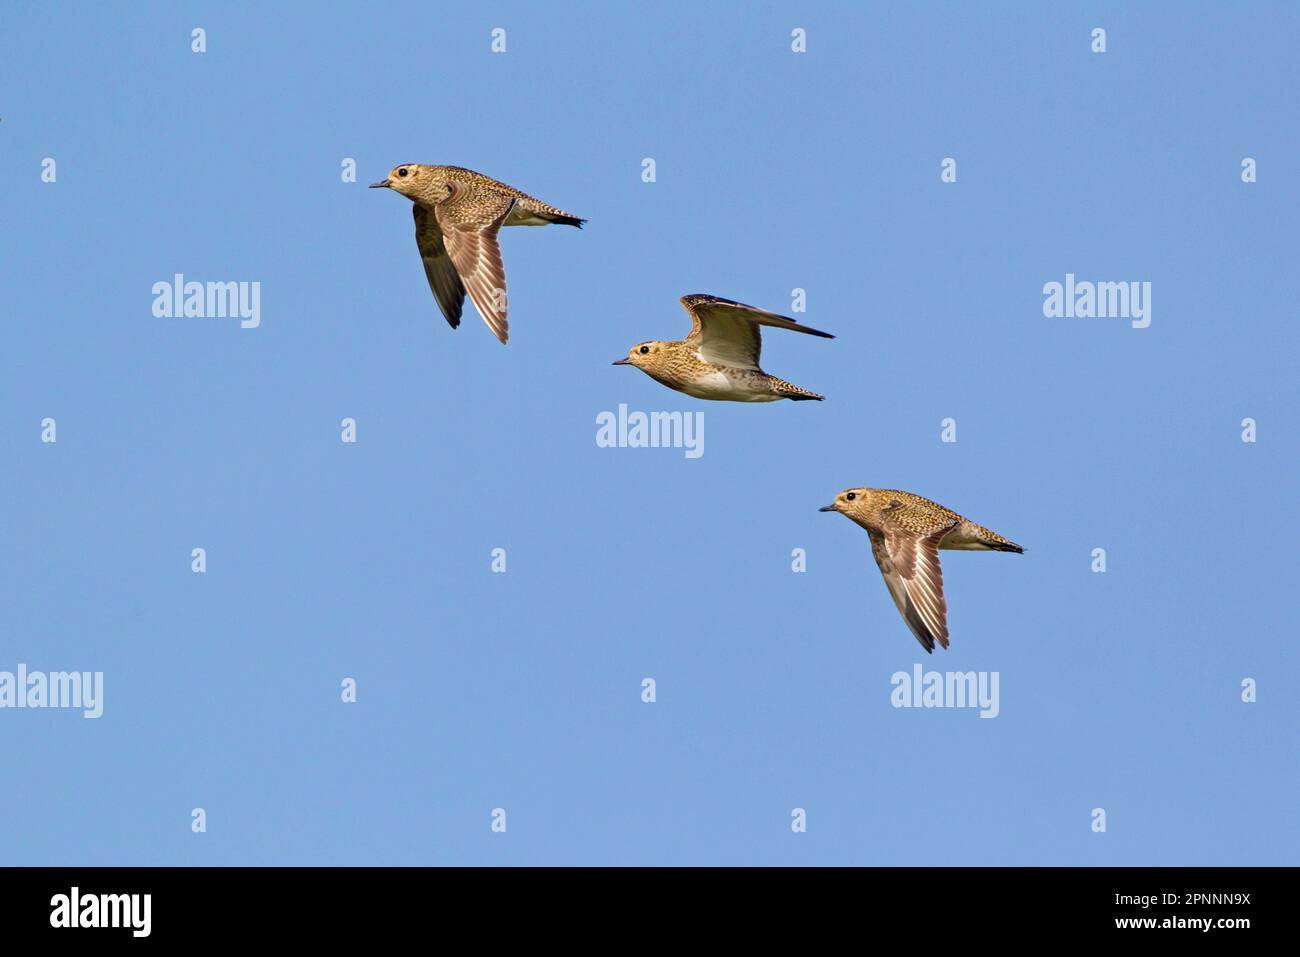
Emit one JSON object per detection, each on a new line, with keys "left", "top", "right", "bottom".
{"left": 639, "top": 346, "right": 650, "bottom": 354}
{"left": 846, "top": 492, "right": 856, "bottom": 501}
{"left": 397, "top": 168, "right": 408, "bottom": 177}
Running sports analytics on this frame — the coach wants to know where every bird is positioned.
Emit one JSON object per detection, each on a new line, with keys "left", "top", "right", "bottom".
{"left": 613, "top": 294, "right": 833, "bottom": 401}
{"left": 819, "top": 488, "right": 1023, "bottom": 653}
{"left": 370, "top": 164, "right": 585, "bottom": 344}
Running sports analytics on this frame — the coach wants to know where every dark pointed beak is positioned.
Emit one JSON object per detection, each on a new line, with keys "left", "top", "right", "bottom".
{"left": 368, "top": 179, "right": 390, "bottom": 189}
{"left": 818, "top": 504, "right": 838, "bottom": 512}
{"left": 612, "top": 358, "right": 631, "bottom": 365}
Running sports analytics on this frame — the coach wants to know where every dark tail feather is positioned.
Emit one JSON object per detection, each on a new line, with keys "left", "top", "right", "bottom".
{"left": 547, "top": 213, "right": 586, "bottom": 228}
{"left": 786, "top": 393, "right": 823, "bottom": 402}
{"left": 986, "top": 540, "right": 1024, "bottom": 554}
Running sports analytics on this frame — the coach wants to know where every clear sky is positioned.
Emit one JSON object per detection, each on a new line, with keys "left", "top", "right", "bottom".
{"left": 1, "top": 2, "right": 1296, "bottom": 865}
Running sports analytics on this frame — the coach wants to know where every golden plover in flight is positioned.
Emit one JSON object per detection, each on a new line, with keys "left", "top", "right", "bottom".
{"left": 819, "top": 488, "right": 1023, "bottom": 653}
{"left": 370, "top": 164, "right": 585, "bottom": 344}
{"left": 613, "top": 294, "right": 833, "bottom": 401}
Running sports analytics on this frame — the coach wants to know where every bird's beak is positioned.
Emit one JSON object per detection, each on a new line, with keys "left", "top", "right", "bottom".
{"left": 368, "top": 179, "right": 390, "bottom": 189}
{"left": 611, "top": 358, "right": 631, "bottom": 365}
{"left": 818, "top": 504, "right": 838, "bottom": 513}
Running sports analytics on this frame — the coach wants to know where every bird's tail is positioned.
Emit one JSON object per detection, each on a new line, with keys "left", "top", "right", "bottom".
{"left": 513, "top": 199, "right": 587, "bottom": 228}
{"left": 771, "top": 377, "right": 824, "bottom": 401}
{"left": 984, "top": 539, "right": 1024, "bottom": 553}
{"left": 975, "top": 528, "right": 1024, "bottom": 553}
{"left": 545, "top": 212, "right": 586, "bottom": 228}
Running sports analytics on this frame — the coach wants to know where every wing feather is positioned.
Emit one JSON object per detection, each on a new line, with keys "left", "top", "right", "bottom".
{"left": 679, "top": 294, "right": 833, "bottom": 371}
{"left": 435, "top": 187, "right": 516, "bottom": 344}
{"left": 413, "top": 205, "right": 465, "bottom": 329}
{"left": 869, "top": 518, "right": 959, "bottom": 653}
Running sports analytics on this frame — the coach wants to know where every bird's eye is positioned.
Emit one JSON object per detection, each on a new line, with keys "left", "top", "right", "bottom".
{"left": 846, "top": 492, "right": 857, "bottom": 501}
{"left": 639, "top": 346, "right": 650, "bottom": 354}
{"left": 397, "top": 168, "right": 409, "bottom": 177}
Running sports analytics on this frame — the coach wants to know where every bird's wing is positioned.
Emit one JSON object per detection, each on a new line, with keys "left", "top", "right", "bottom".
{"left": 413, "top": 205, "right": 466, "bottom": 329}
{"left": 434, "top": 185, "right": 517, "bottom": 344}
{"left": 869, "top": 513, "right": 960, "bottom": 653}
{"left": 679, "top": 294, "right": 833, "bottom": 371}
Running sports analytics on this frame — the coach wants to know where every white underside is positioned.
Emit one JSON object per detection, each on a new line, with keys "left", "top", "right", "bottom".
{"left": 939, "top": 525, "right": 994, "bottom": 550}
{"left": 504, "top": 208, "right": 551, "bottom": 227}
{"left": 678, "top": 370, "right": 778, "bottom": 402}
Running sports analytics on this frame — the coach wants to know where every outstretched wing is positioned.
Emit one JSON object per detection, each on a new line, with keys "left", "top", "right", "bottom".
{"left": 679, "top": 294, "right": 834, "bottom": 371}
{"left": 869, "top": 514, "right": 959, "bottom": 653}
{"left": 413, "top": 205, "right": 466, "bottom": 329}
{"left": 434, "top": 185, "right": 517, "bottom": 344}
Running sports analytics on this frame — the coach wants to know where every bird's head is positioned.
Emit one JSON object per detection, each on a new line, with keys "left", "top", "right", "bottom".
{"left": 613, "top": 341, "right": 670, "bottom": 371}
{"left": 819, "top": 488, "right": 873, "bottom": 521}
{"left": 369, "top": 163, "right": 438, "bottom": 199}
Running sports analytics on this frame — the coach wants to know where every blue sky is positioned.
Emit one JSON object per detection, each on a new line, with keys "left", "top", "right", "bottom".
{"left": 1, "top": 1, "right": 1296, "bottom": 865}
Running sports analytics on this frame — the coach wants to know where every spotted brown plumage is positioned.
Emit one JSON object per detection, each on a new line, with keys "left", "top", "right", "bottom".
{"left": 436, "top": 186, "right": 515, "bottom": 344}
{"left": 819, "top": 488, "right": 1024, "bottom": 653}
{"left": 613, "top": 294, "right": 834, "bottom": 402}
{"left": 371, "top": 164, "right": 585, "bottom": 344}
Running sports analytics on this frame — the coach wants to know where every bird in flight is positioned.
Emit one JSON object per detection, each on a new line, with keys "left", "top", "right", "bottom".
{"left": 370, "top": 164, "right": 585, "bottom": 344}
{"left": 613, "top": 294, "right": 833, "bottom": 401}
{"left": 819, "top": 488, "right": 1023, "bottom": 652}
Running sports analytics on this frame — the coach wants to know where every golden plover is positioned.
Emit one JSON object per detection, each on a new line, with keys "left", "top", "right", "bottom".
{"left": 370, "top": 164, "right": 585, "bottom": 344}
{"left": 613, "top": 294, "right": 833, "bottom": 401}
{"left": 819, "top": 488, "right": 1023, "bottom": 653}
